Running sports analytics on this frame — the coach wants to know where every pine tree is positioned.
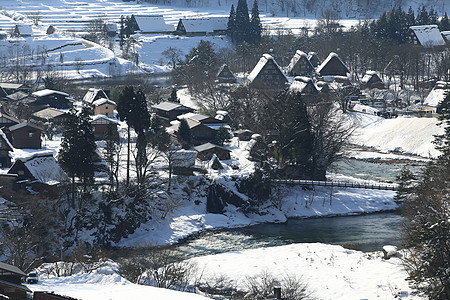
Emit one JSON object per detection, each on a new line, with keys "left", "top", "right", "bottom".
{"left": 249, "top": 0, "right": 262, "bottom": 43}
{"left": 401, "top": 92, "right": 450, "bottom": 299}
{"left": 116, "top": 86, "right": 150, "bottom": 187}
{"left": 234, "top": 0, "right": 250, "bottom": 44}
{"left": 59, "top": 107, "right": 97, "bottom": 207}
{"left": 227, "top": 4, "right": 236, "bottom": 42}
{"left": 168, "top": 87, "right": 178, "bottom": 103}
{"left": 440, "top": 12, "right": 450, "bottom": 31}
{"left": 177, "top": 118, "right": 192, "bottom": 149}
{"left": 416, "top": 6, "right": 429, "bottom": 25}
{"left": 405, "top": 6, "right": 416, "bottom": 27}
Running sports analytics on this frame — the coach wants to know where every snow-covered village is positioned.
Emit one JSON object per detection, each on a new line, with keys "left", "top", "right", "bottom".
{"left": 0, "top": 0, "right": 449, "bottom": 299}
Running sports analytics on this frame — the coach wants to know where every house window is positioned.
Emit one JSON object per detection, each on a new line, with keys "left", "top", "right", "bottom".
{"left": 28, "top": 131, "right": 34, "bottom": 138}
{"left": 18, "top": 170, "right": 24, "bottom": 175}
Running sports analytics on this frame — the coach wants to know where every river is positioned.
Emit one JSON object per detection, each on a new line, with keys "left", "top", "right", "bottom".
{"left": 169, "top": 156, "right": 423, "bottom": 258}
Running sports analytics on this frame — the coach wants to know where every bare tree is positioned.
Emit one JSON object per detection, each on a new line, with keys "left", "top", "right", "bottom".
{"left": 27, "top": 11, "right": 42, "bottom": 25}
{"left": 162, "top": 47, "right": 182, "bottom": 68}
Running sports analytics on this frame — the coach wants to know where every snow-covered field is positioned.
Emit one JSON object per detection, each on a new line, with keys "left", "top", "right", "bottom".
{"left": 26, "top": 243, "right": 421, "bottom": 299}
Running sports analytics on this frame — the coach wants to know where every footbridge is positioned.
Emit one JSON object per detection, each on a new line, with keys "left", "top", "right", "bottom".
{"left": 271, "top": 179, "right": 398, "bottom": 191}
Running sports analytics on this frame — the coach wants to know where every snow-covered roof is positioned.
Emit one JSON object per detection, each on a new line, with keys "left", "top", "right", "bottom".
{"left": 424, "top": 83, "right": 449, "bottom": 107}
{"left": 32, "top": 107, "right": 67, "bottom": 120}
{"left": 92, "top": 98, "right": 116, "bottom": 107}
{"left": 9, "top": 122, "right": 42, "bottom": 132}
{"left": 90, "top": 115, "right": 119, "bottom": 124}
{"left": 442, "top": 31, "right": 450, "bottom": 41}
{"left": 247, "top": 54, "right": 287, "bottom": 83}
{"left": 287, "top": 50, "right": 311, "bottom": 72}
{"left": 361, "top": 70, "right": 380, "bottom": 83}
{"left": 83, "top": 88, "right": 109, "bottom": 104}
{"left": 133, "top": 15, "right": 174, "bottom": 33}
{"left": 0, "top": 130, "right": 13, "bottom": 150}
{"left": 289, "top": 76, "right": 316, "bottom": 93}
{"left": 32, "top": 89, "right": 69, "bottom": 98}
{"left": 172, "top": 150, "right": 197, "bottom": 167}
{"left": 316, "top": 52, "right": 350, "bottom": 76}
{"left": 194, "top": 142, "right": 230, "bottom": 153}
{"left": 152, "top": 101, "right": 193, "bottom": 112}
{"left": 16, "top": 23, "right": 32, "bottom": 36}
{"left": 178, "top": 17, "right": 228, "bottom": 33}
{"left": 410, "top": 25, "right": 445, "bottom": 47}
{"left": 13, "top": 151, "right": 69, "bottom": 184}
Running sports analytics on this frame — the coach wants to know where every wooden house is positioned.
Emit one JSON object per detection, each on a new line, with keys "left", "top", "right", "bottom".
{"left": 31, "top": 107, "right": 70, "bottom": 125}
{"left": 423, "top": 81, "right": 450, "bottom": 113}
{"left": 0, "top": 110, "right": 19, "bottom": 128}
{"left": 175, "top": 17, "right": 228, "bottom": 36}
{"left": 361, "top": 71, "right": 385, "bottom": 89}
{"left": 92, "top": 98, "right": 116, "bottom": 118}
{"left": 194, "top": 142, "right": 231, "bottom": 161}
{"left": 152, "top": 101, "right": 194, "bottom": 124}
{"left": 287, "top": 50, "right": 315, "bottom": 77}
{"left": 409, "top": 25, "right": 445, "bottom": 48}
{"left": 233, "top": 129, "right": 253, "bottom": 141}
{"left": 172, "top": 118, "right": 218, "bottom": 146}
{"left": 83, "top": 88, "right": 109, "bottom": 105}
{"left": 130, "top": 15, "right": 174, "bottom": 33}
{"left": 0, "top": 262, "right": 30, "bottom": 300}
{"left": 31, "top": 89, "right": 73, "bottom": 110}
{"left": 0, "top": 130, "right": 13, "bottom": 168}
{"left": 289, "top": 76, "right": 319, "bottom": 103}
{"left": 216, "top": 64, "right": 237, "bottom": 83}
{"left": 247, "top": 54, "right": 288, "bottom": 89}
{"left": 317, "top": 52, "right": 350, "bottom": 77}
{"left": 0, "top": 83, "right": 29, "bottom": 95}
{"left": 307, "top": 52, "right": 321, "bottom": 68}
{"left": 8, "top": 151, "right": 69, "bottom": 184}
{"left": 90, "top": 115, "right": 119, "bottom": 140}
{"left": 7, "top": 122, "right": 42, "bottom": 149}
{"left": 13, "top": 24, "right": 33, "bottom": 37}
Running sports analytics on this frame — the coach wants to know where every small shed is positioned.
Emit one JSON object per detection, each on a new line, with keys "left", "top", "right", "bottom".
{"left": 216, "top": 64, "right": 237, "bottom": 83}
{"left": 171, "top": 118, "right": 218, "bottom": 145}
{"left": 194, "top": 142, "right": 231, "bottom": 161}
{"left": 7, "top": 122, "right": 42, "bottom": 149}
{"left": 233, "top": 129, "right": 253, "bottom": 141}
{"left": 172, "top": 150, "right": 198, "bottom": 175}
{"left": 0, "top": 111, "right": 19, "bottom": 128}
{"left": 316, "top": 52, "right": 350, "bottom": 77}
{"left": 361, "top": 71, "right": 385, "bottom": 89}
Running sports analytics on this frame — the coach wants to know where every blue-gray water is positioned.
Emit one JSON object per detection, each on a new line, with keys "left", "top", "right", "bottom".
{"left": 174, "top": 212, "right": 403, "bottom": 257}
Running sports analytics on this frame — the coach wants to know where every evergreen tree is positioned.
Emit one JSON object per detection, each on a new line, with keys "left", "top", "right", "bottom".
{"left": 428, "top": 8, "right": 439, "bottom": 25}
{"left": 405, "top": 6, "right": 416, "bottom": 27}
{"left": 234, "top": 0, "right": 250, "bottom": 44}
{"left": 401, "top": 92, "right": 450, "bottom": 299}
{"left": 104, "top": 124, "right": 120, "bottom": 196}
{"left": 168, "top": 87, "right": 179, "bottom": 103}
{"left": 249, "top": 0, "right": 262, "bottom": 43}
{"left": 214, "top": 126, "right": 230, "bottom": 146}
{"left": 416, "top": 6, "right": 429, "bottom": 25}
{"left": 59, "top": 107, "right": 97, "bottom": 207}
{"left": 116, "top": 86, "right": 150, "bottom": 187}
{"left": 227, "top": 4, "right": 236, "bottom": 42}
{"left": 177, "top": 118, "right": 192, "bottom": 149}
{"left": 440, "top": 12, "right": 450, "bottom": 31}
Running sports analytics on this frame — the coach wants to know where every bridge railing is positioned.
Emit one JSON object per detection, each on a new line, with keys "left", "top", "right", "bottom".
{"left": 271, "top": 179, "right": 398, "bottom": 191}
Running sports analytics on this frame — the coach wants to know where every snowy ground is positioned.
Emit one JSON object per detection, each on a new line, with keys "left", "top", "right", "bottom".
{"left": 25, "top": 243, "right": 422, "bottom": 299}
